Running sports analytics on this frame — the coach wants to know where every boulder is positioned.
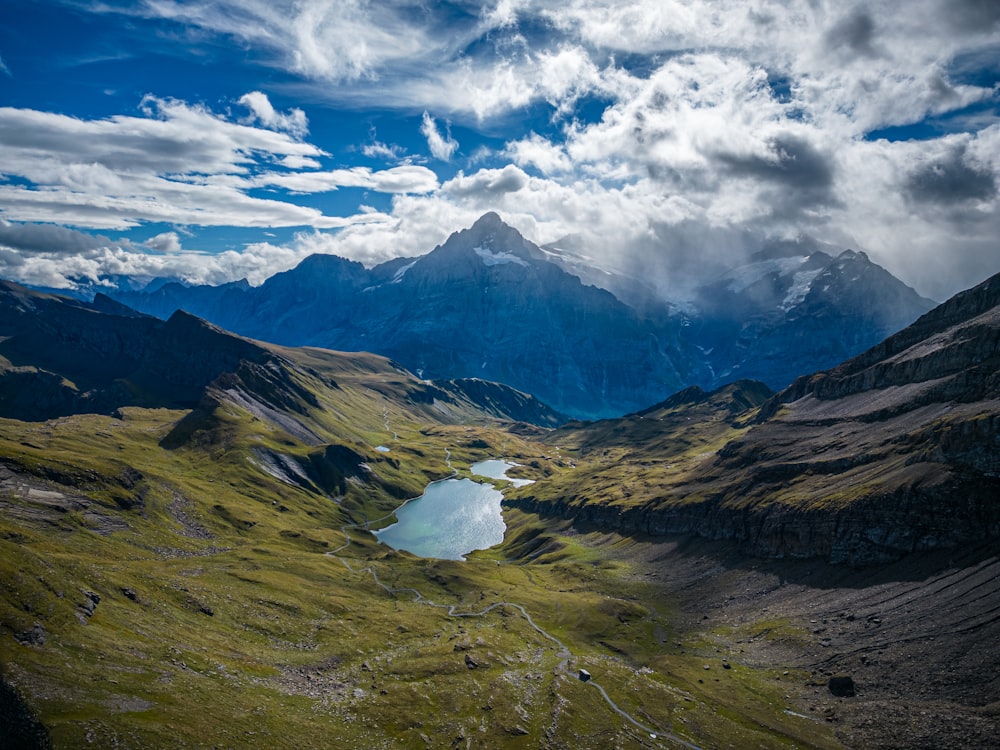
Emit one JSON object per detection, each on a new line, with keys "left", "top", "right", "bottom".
{"left": 828, "top": 674, "right": 856, "bottom": 697}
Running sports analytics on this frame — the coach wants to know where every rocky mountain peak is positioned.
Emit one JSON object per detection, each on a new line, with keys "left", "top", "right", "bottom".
{"left": 836, "top": 248, "right": 866, "bottom": 262}
{"left": 433, "top": 212, "right": 544, "bottom": 266}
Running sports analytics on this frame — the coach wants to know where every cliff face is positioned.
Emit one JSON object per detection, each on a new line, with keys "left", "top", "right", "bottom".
{"left": 774, "top": 271, "right": 1000, "bottom": 407}
{"left": 506, "top": 476, "right": 1000, "bottom": 566}
{"left": 515, "top": 271, "right": 1000, "bottom": 565}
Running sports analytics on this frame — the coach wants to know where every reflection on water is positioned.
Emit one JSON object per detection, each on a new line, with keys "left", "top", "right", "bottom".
{"left": 373, "top": 478, "right": 505, "bottom": 560}
{"left": 470, "top": 459, "right": 535, "bottom": 488}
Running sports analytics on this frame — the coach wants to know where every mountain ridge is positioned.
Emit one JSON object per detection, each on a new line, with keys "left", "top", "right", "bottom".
{"left": 108, "top": 213, "right": 934, "bottom": 418}
{"left": 0, "top": 280, "right": 565, "bottom": 430}
{"left": 509, "top": 269, "right": 1000, "bottom": 565}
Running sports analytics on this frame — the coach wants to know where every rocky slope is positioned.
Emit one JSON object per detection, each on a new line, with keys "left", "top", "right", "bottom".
{"left": 111, "top": 213, "right": 933, "bottom": 418}
{"left": 0, "top": 281, "right": 564, "bottom": 429}
{"left": 509, "top": 270, "right": 1000, "bottom": 565}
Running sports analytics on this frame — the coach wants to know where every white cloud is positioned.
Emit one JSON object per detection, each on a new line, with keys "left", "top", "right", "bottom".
{"left": 444, "top": 165, "right": 529, "bottom": 197}
{"left": 253, "top": 165, "right": 439, "bottom": 194}
{"left": 144, "top": 231, "right": 183, "bottom": 254}
{"left": 420, "top": 112, "right": 459, "bottom": 161}
{"left": 7, "top": 1, "right": 1000, "bottom": 301}
{"left": 362, "top": 141, "right": 405, "bottom": 161}
{"left": 0, "top": 96, "right": 398, "bottom": 229}
{"left": 0, "top": 218, "right": 395, "bottom": 292}
{"left": 102, "top": 0, "right": 455, "bottom": 82}
{"left": 238, "top": 91, "right": 309, "bottom": 137}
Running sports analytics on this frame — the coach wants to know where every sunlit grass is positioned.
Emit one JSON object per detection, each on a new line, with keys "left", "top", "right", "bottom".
{"left": 0, "top": 368, "right": 842, "bottom": 748}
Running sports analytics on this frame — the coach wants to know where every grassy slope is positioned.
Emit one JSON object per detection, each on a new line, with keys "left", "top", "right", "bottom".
{"left": 526, "top": 383, "right": 770, "bottom": 512}
{"left": 0, "top": 354, "right": 842, "bottom": 749}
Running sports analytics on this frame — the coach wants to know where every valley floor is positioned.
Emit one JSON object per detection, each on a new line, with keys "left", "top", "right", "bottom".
{"left": 2, "top": 406, "right": 997, "bottom": 749}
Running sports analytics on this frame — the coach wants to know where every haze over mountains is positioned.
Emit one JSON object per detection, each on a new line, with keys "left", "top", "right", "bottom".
{"left": 110, "top": 213, "right": 935, "bottom": 418}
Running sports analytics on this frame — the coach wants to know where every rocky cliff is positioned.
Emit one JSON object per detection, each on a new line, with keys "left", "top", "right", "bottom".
{"left": 511, "top": 271, "right": 1000, "bottom": 565}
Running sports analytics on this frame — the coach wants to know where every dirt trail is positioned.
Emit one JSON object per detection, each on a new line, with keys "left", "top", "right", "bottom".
{"left": 327, "top": 442, "right": 703, "bottom": 749}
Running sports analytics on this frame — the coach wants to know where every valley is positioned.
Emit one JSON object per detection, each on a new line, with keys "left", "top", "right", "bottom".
{"left": 0, "top": 394, "right": 842, "bottom": 749}
{"left": 0, "top": 264, "right": 998, "bottom": 748}
{"left": 4, "top": 1, "right": 1000, "bottom": 747}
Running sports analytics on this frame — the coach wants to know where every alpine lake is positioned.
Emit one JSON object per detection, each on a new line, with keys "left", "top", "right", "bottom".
{"left": 373, "top": 460, "right": 533, "bottom": 560}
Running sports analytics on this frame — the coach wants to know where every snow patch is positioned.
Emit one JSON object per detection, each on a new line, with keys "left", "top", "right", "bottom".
{"left": 473, "top": 246, "right": 528, "bottom": 267}
{"left": 724, "top": 256, "right": 807, "bottom": 293}
{"left": 780, "top": 268, "right": 824, "bottom": 311}
{"left": 391, "top": 260, "right": 419, "bottom": 283}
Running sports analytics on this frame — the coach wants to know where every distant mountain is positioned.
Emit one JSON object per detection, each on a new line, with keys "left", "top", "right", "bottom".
{"left": 110, "top": 213, "right": 935, "bottom": 418}
{"left": 686, "top": 246, "right": 936, "bottom": 386}
{"left": 0, "top": 280, "right": 564, "bottom": 428}
{"left": 115, "top": 213, "right": 694, "bottom": 418}
{"left": 510, "top": 270, "right": 1000, "bottom": 565}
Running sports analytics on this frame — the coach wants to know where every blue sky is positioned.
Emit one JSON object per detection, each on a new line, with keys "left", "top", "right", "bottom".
{"left": 0, "top": 0, "right": 998, "bottom": 300}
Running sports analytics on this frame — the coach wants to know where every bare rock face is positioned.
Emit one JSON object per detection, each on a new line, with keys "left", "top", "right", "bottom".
{"left": 774, "top": 270, "right": 1000, "bottom": 408}
{"left": 15, "top": 622, "right": 46, "bottom": 647}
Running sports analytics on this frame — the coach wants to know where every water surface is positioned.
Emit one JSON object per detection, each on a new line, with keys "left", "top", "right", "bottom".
{"left": 374, "top": 478, "right": 505, "bottom": 560}
{"left": 470, "top": 459, "right": 535, "bottom": 488}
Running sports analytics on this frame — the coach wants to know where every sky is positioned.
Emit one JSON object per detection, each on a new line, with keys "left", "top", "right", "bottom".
{"left": 0, "top": 0, "right": 998, "bottom": 302}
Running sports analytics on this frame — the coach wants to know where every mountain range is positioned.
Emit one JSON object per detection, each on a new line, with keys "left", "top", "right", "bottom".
{"left": 0, "top": 281, "right": 563, "bottom": 429}
{"left": 110, "top": 213, "right": 935, "bottom": 418}
{"left": 0, "top": 255, "right": 998, "bottom": 749}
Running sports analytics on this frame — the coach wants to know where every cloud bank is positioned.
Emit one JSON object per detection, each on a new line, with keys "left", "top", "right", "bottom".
{"left": 1, "top": 1, "right": 998, "bottom": 300}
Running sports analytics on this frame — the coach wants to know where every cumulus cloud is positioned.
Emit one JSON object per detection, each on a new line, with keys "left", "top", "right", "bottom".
{"left": 904, "top": 143, "right": 997, "bottom": 205}
{"left": 7, "top": 1, "right": 1000, "bottom": 301}
{"left": 238, "top": 91, "right": 309, "bottom": 137}
{"left": 444, "top": 165, "right": 529, "bottom": 197}
{"left": 0, "top": 221, "right": 390, "bottom": 292}
{"left": 0, "top": 222, "right": 108, "bottom": 255}
{"left": 143, "top": 232, "right": 183, "bottom": 254}
{"left": 420, "top": 112, "right": 459, "bottom": 161}
{"left": 824, "top": 7, "right": 880, "bottom": 59}
{"left": 0, "top": 96, "right": 410, "bottom": 229}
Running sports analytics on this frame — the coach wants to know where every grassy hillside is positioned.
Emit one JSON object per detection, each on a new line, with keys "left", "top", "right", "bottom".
{"left": 0, "top": 347, "right": 843, "bottom": 749}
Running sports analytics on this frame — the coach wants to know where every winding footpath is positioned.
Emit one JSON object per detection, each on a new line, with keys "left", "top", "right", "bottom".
{"left": 328, "top": 438, "right": 702, "bottom": 749}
